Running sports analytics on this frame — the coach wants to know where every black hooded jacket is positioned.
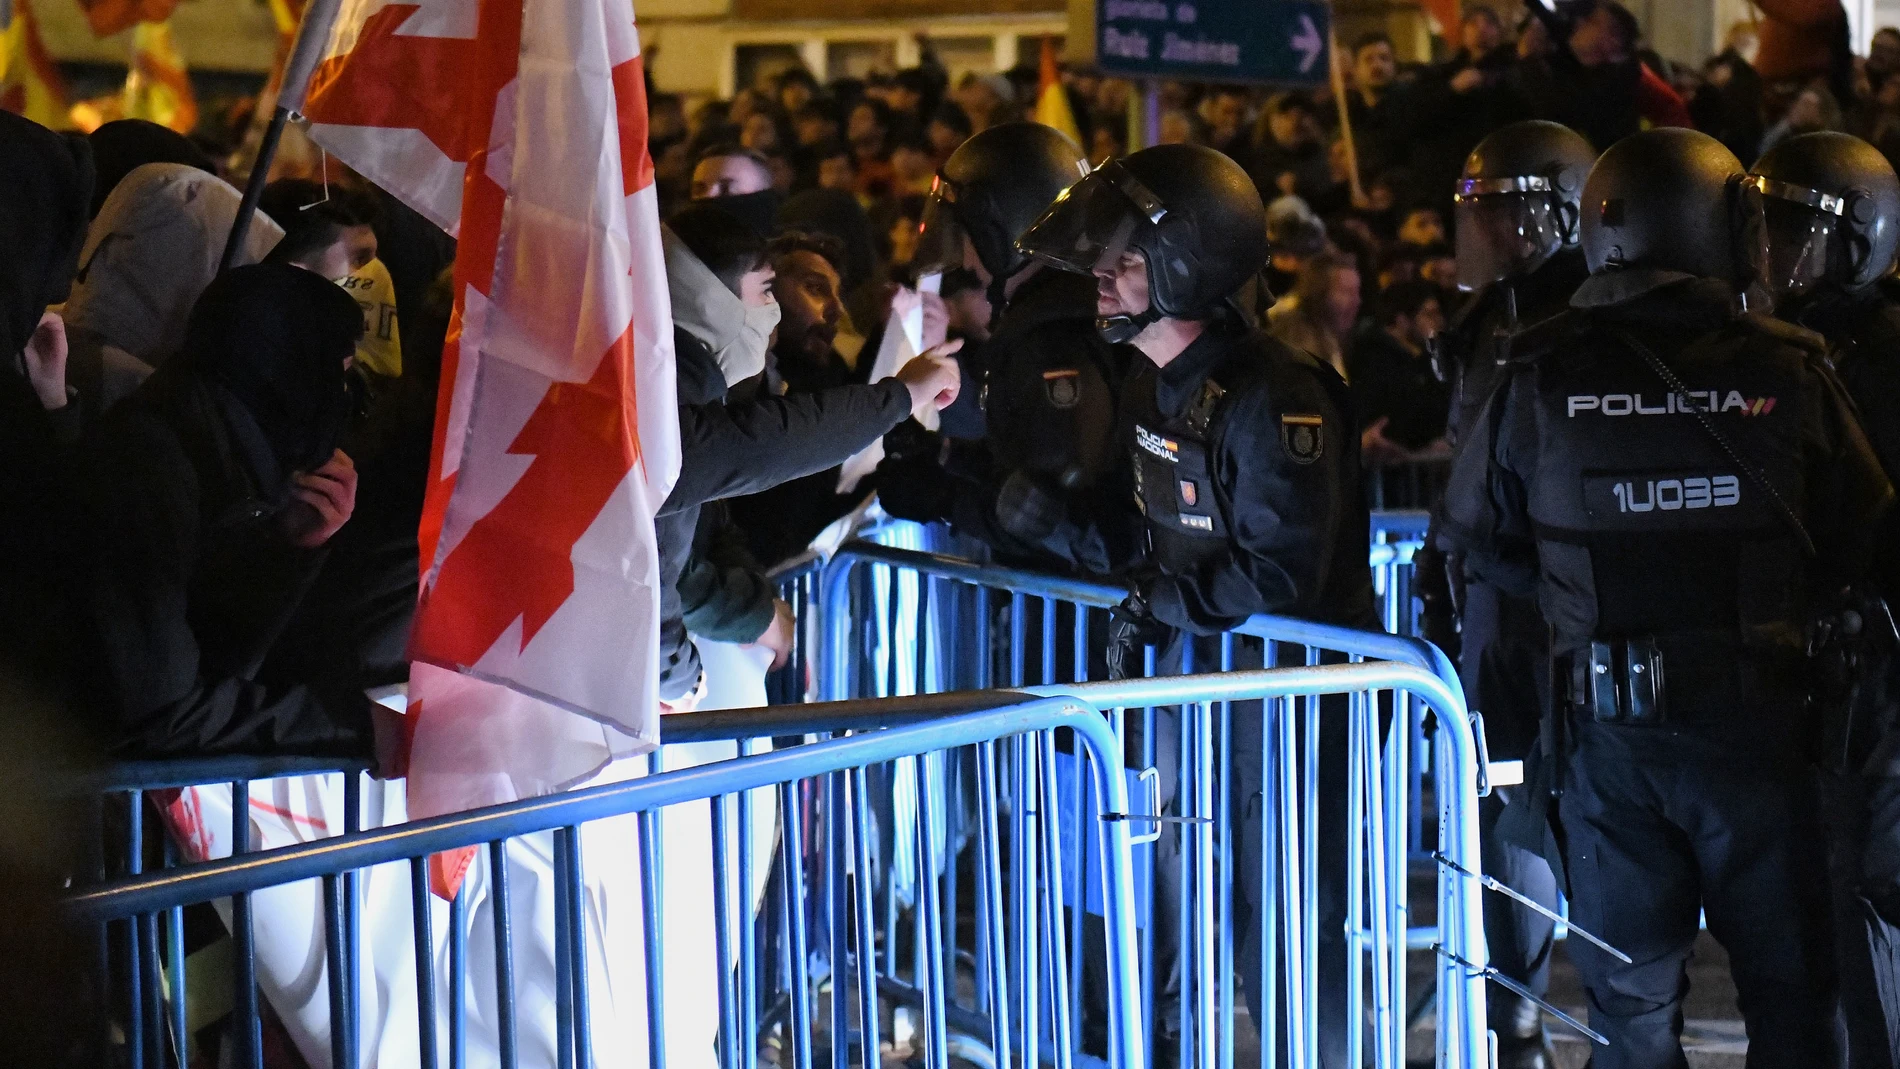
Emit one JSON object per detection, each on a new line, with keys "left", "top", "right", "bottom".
{"left": 84, "top": 265, "right": 377, "bottom": 757}
{"left": 0, "top": 111, "right": 94, "bottom": 720}
{"left": 656, "top": 327, "right": 913, "bottom": 698}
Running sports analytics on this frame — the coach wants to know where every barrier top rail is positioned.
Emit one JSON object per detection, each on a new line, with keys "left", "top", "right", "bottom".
{"left": 663, "top": 661, "right": 1462, "bottom": 750}
{"left": 1369, "top": 509, "right": 1432, "bottom": 540}
{"left": 46, "top": 753, "right": 371, "bottom": 797}
{"left": 821, "top": 540, "right": 1465, "bottom": 706}
{"left": 68, "top": 697, "right": 1117, "bottom": 923}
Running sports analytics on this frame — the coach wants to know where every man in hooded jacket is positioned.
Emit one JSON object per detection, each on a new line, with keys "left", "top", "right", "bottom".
{"left": 84, "top": 264, "right": 402, "bottom": 766}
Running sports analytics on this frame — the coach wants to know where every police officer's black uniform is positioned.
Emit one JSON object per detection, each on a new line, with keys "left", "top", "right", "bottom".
{"left": 1442, "top": 127, "right": 1893, "bottom": 1067}
{"left": 1018, "top": 142, "right": 1374, "bottom": 1067}
{"left": 1429, "top": 120, "right": 1596, "bottom": 1066}
{"left": 1753, "top": 130, "right": 1900, "bottom": 1069}
{"left": 877, "top": 123, "right": 1138, "bottom": 574}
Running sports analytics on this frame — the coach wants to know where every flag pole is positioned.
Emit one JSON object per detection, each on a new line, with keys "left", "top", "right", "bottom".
{"left": 218, "top": 0, "right": 343, "bottom": 272}
{"left": 1327, "top": 24, "right": 1366, "bottom": 207}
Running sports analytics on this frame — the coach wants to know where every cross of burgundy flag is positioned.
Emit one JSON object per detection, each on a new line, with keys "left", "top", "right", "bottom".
{"left": 296, "top": 0, "right": 680, "bottom": 894}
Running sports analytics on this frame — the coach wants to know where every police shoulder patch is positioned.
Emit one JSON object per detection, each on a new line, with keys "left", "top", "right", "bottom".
{"left": 1043, "top": 368, "right": 1081, "bottom": 408}
{"left": 1280, "top": 413, "right": 1324, "bottom": 464}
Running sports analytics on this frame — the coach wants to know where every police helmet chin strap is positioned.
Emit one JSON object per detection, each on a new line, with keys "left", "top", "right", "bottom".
{"left": 1096, "top": 306, "right": 1162, "bottom": 344}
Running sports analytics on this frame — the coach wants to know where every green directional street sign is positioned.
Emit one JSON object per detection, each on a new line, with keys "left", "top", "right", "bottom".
{"left": 1070, "top": 0, "right": 1333, "bottom": 86}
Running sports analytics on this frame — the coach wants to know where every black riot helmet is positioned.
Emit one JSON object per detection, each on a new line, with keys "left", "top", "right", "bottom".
{"left": 913, "top": 122, "right": 1090, "bottom": 288}
{"left": 1016, "top": 142, "right": 1268, "bottom": 343}
{"left": 1748, "top": 131, "right": 1900, "bottom": 301}
{"left": 1452, "top": 120, "right": 1597, "bottom": 291}
{"left": 1580, "top": 127, "right": 1763, "bottom": 285}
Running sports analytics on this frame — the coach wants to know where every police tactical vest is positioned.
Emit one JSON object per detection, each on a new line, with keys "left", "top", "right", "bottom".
{"left": 1126, "top": 366, "right": 1230, "bottom": 576}
{"left": 1519, "top": 314, "right": 1818, "bottom": 667}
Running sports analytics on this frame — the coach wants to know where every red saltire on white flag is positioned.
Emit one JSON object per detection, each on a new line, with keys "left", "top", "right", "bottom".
{"left": 299, "top": 0, "right": 680, "bottom": 894}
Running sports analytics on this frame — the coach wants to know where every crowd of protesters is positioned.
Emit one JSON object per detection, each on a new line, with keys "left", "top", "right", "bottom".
{"left": 647, "top": 0, "right": 1900, "bottom": 489}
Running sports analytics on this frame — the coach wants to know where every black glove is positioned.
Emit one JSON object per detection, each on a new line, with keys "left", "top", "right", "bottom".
{"left": 993, "top": 471, "right": 1067, "bottom": 544}
{"left": 875, "top": 421, "right": 956, "bottom": 523}
{"left": 1413, "top": 541, "right": 1461, "bottom": 661}
{"left": 882, "top": 418, "right": 943, "bottom": 465}
{"left": 1106, "top": 586, "right": 1170, "bottom": 681}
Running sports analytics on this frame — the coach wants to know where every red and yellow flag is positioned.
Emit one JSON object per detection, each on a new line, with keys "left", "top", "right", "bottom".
{"left": 0, "top": 0, "right": 69, "bottom": 129}
{"left": 122, "top": 20, "right": 197, "bottom": 134}
{"left": 1033, "top": 35, "right": 1083, "bottom": 147}
{"left": 76, "top": 0, "right": 175, "bottom": 40}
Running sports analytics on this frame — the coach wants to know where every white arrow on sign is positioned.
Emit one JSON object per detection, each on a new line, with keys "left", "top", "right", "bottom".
{"left": 1291, "top": 13, "right": 1323, "bottom": 74}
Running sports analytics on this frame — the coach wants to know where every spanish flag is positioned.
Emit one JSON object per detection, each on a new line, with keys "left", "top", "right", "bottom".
{"left": 122, "top": 20, "right": 197, "bottom": 134}
{"left": 0, "top": 0, "right": 70, "bottom": 129}
{"left": 1033, "top": 36, "right": 1083, "bottom": 147}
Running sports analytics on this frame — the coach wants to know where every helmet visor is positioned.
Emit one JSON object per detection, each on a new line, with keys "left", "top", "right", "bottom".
{"left": 1755, "top": 182, "right": 1839, "bottom": 302}
{"left": 1015, "top": 161, "right": 1163, "bottom": 276}
{"left": 912, "top": 178, "right": 969, "bottom": 276}
{"left": 1452, "top": 184, "right": 1570, "bottom": 292}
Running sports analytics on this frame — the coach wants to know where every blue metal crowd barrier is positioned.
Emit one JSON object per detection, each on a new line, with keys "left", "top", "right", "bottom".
{"left": 72, "top": 660, "right": 1485, "bottom": 1069}
{"left": 812, "top": 542, "right": 1488, "bottom": 1069}
{"left": 72, "top": 697, "right": 1147, "bottom": 1069}
{"left": 61, "top": 753, "right": 369, "bottom": 1069}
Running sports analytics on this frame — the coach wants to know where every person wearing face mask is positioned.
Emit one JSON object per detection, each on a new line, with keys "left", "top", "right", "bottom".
{"left": 82, "top": 264, "right": 407, "bottom": 769}
{"left": 655, "top": 204, "right": 963, "bottom": 711}
{"left": 689, "top": 143, "right": 782, "bottom": 240}
{"left": 665, "top": 204, "right": 795, "bottom": 680}
{"left": 1751, "top": 130, "right": 1900, "bottom": 1069}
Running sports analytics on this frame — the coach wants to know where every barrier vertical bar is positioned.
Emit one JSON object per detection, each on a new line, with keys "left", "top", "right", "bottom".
{"left": 712, "top": 794, "right": 741, "bottom": 1069}
{"left": 827, "top": 766, "right": 850, "bottom": 1069}
{"left": 1217, "top": 637, "right": 1235, "bottom": 1069}
{"left": 124, "top": 791, "right": 146, "bottom": 1069}
{"left": 1276, "top": 707, "right": 1305, "bottom": 1064}
{"left": 449, "top": 881, "right": 468, "bottom": 1069}
{"left": 975, "top": 740, "right": 1013, "bottom": 1069}
{"left": 164, "top": 835, "right": 187, "bottom": 1069}
{"left": 738, "top": 740, "right": 759, "bottom": 1069}
{"left": 1037, "top": 730, "right": 1075, "bottom": 1069}
{"left": 232, "top": 779, "right": 262, "bottom": 1069}
{"left": 562, "top": 827, "right": 592, "bottom": 1069}
{"left": 343, "top": 773, "right": 362, "bottom": 1069}
{"left": 639, "top": 768, "right": 665, "bottom": 1069}
{"left": 489, "top": 840, "right": 520, "bottom": 1069}
{"left": 849, "top": 766, "right": 883, "bottom": 1065}
{"left": 410, "top": 857, "right": 440, "bottom": 1069}
{"left": 1259, "top": 699, "right": 1277, "bottom": 1069}
{"left": 1194, "top": 697, "right": 1216, "bottom": 1069}
{"left": 323, "top": 874, "right": 349, "bottom": 1069}
{"left": 1347, "top": 691, "right": 1366, "bottom": 1069}
{"left": 917, "top": 755, "right": 950, "bottom": 1069}
{"left": 782, "top": 781, "right": 814, "bottom": 1069}
{"left": 553, "top": 828, "right": 575, "bottom": 1069}
{"left": 1302, "top": 689, "right": 1320, "bottom": 1067}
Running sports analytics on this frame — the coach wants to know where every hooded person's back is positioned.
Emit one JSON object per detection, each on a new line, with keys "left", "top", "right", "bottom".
{"left": 61, "top": 162, "right": 283, "bottom": 418}
{"left": 0, "top": 110, "right": 96, "bottom": 743}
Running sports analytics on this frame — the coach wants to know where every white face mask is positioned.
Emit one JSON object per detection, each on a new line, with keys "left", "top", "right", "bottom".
{"left": 716, "top": 298, "right": 780, "bottom": 387}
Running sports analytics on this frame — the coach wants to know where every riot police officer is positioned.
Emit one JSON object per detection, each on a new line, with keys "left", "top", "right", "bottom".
{"left": 1751, "top": 130, "right": 1900, "bottom": 1069}
{"left": 1018, "top": 142, "right": 1376, "bottom": 1065}
{"left": 1441, "top": 126, "right": 1893, "bottom": 1067}
{"left": 876, "top": 122, "right": 1136, "bottom": 573}
{"left": 1429, "top": 119, "right": 1596, "bottom": 1068}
